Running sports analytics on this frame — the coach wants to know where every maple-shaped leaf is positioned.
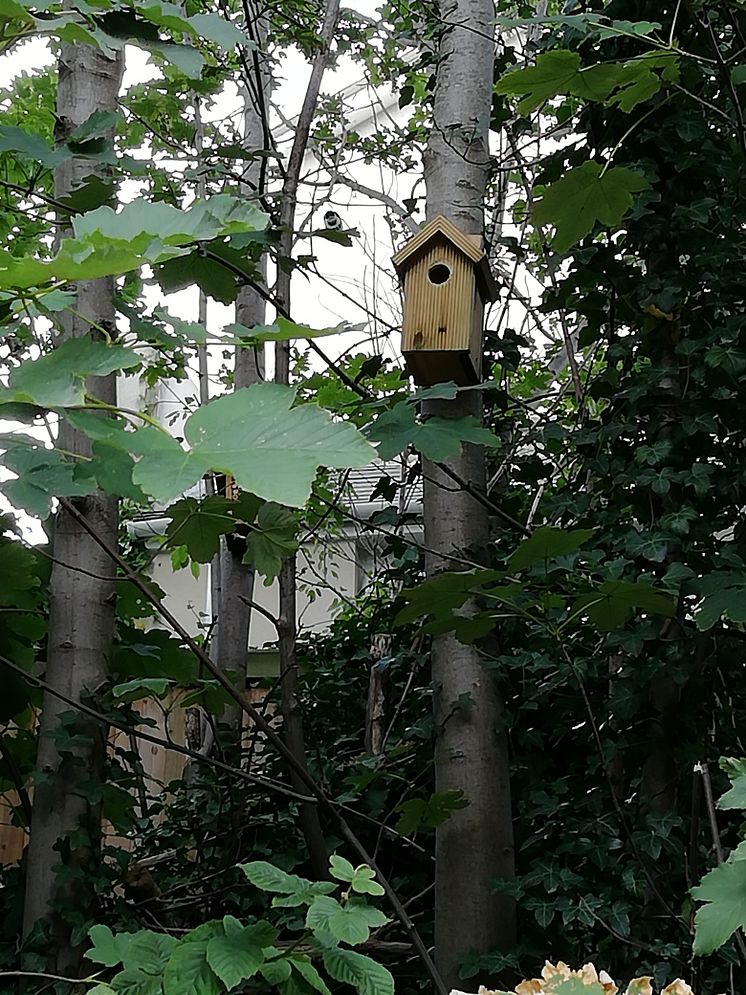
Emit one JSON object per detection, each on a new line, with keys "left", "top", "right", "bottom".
{"left": 692, "top": 858, "right": 746, "bottom": 954}
{"left": 533, "top": 161, "right": 648, "bottom": 254}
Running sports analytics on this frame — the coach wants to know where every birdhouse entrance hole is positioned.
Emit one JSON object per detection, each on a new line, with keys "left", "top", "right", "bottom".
{"left": 428, "top": 262, "right": 451, "bottom": 285}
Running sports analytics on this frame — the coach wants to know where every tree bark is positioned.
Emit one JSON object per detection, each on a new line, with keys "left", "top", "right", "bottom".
{"left": 422, "top": 0, "right": 516, "bottom": 983}
{"left": 210, "top": 37, "right": 270, "bottom": 737}
{"left": 22, "top": 41, "right": 123, "bottom": 972}
{"left": 272, "top": 0, "right": 341, "bottom": 879}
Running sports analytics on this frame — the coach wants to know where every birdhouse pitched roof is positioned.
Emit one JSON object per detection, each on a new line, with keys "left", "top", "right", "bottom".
{"left": 392, "top": 214, "right": 498, "bottom": 302}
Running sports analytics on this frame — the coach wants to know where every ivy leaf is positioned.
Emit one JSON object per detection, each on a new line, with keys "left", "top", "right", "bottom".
{"left": 571, "top": 581, "right": 675, "bottom": 630}
{"left": 205, "top": 933, "right": 264, "bottom": 990}
{"left": 395, "top": 790, "right": 469, "bottom": 835}
{"left": 533, "top": 161, "right": 648, "bottom": 254}
{"left": 507, "top": 527, "right": 596, "bottom": 571}
{"left": 322, "top": 947, "right": 394, "bottom": 995}
{"left": 692, "top": 859, "right": 746, "bottom": 955}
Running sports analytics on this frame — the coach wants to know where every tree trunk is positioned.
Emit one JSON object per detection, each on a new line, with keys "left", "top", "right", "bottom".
{"left": 210, "top": 45, "right": 269, "bottom": 737}
{"left": 22, "top": 41, "right": 123, "bottom": 972}
{"left": 422, "top": 0, "right": 516, "bottom": 983}
{"left": 272, "top": 0, "right": 340, "bottom": 880}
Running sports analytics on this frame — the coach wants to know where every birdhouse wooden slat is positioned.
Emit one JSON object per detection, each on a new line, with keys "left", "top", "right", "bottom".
{"left": 392, "top": 214, "right": 497, "bottom": 386}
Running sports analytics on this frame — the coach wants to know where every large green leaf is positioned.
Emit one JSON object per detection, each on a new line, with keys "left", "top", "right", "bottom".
{"left": 508, "top": 527, "right": 596, "bottom": 571}
{"left": 369, "top": 402, "right": 497, "bottom": 460}
{"left": 126, "top": 383, "right": 374, "bottom": 507}
{"left": 571, "top": 581, "right": 675, "bottom": 630}
{"left": 395, "top": 569, "right": 503, "bottom": 626}
{"left": 495, "top": 49, "right": 677, "bottom": 114}
{"left": 322, "top": 947, "right": 394, "bottom": 995}
{"left": 692, "top": 859, "right": 746, "bottom": 954}
{"left": 88, "top": 925, "right": 135, "bottom": 967}
{"left": 306, "top": 896, "right": 388, "bottom": 946}
{"left": 533, "top": 161, "right": 648, "bottom": 254}
{"left": 205, "top": 933, "right": 264, "bottom": 990}
{"left": 163, "top": 932, "right": 222, "bottom": 995}
{"left": 243, "top": 502, "right": 299, "bottom": 582}
{"left": 0, "top": 196, "right": 268, "bottom": 292}
{"left": 6, "top": 337, "right": 140, "bottom": 408}
{"left": 0, "top": 433, "right": 94, "bottom": 519}
{"left": 165, "top": 496, "right": 239, "bottom": 562}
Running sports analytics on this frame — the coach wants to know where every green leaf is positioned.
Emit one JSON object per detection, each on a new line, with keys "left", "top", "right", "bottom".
{"left": 291, "top": 957, "right": 332, "bottom": 995}
{"left": 108, "top": 967, "right": 162, "bottom": 995}
{"left": 533, "top": 161, "right": 648, "bottom": 254}
{"left": 163, "top": 932, "right": 222, "bottom": 995}
{"left": 206, "top": 933, "right": 264, "bottom": 990}
{"left": 243, "top": 503, "right": 299, "bottom": 582}
{"left": 7, "top": 337, "right": 140, "bottom": 408}
{"left": 328, "top": 858, "right": 385, "bottom": 897}
{"left": 123, "top": 931, "right": 178, "bottom": 974}
{"left": 225, "top": 317, "right": 352, "bottom": 343}
{"left": 396, "top": 569, "right": 503, "bottom": 626}
{"left": 69, "top": 110, "right": 120, "bottom": 143}
{"left": 349, "top": 866, "right": 385, "bottom": 897}
{"left": 507, "top": 527, "right": 596, "bottom": 571}
{"left": 306, "top": 895, "right": 388, "bottom": 947}
{"left": 369, "top": 403, "right": 497, "bottom": 460}
{"left": 0, "top": 124, "right": 67, "bottom": 168}
{"left": 571, "top": 581, "right": 675, "bottom": 631}
{"left": 188, "top": 12, "right": 249, "bottom": 49}
{"left": 322, "top": 947, "right": 394, "bottom": 995}
{"left": 395, "top": 790, "right": 469, "bottom": 835}
{"left": 495, "top": 50, "right": 622, "bottom": 113}
{"left": 165, "top": 496, "right": 237, "bottom": 563}
{"left": 0, "top": 433, "right": 94, "bottom": 519}
{"left": 261, "top": 958, "right": 292, "bottom": 984}
{"left": 112, "top": 678, "right": 172, "bottom": 702}
{"left": 718, "top": 773, "right": 746, "bottom": 811}
{"left": 241, "top": 860, "right": 316, "bottom": 895}
{"left": 129, "top": 383, "right": 374, "bottom": 508}
{"left": 693, "top": 859, "right": 746, "bottom": 954}
{"left": 329, "top": 854, "right": 356, "bottom": 883}
{"left": 495, "top": 49, "right": 676, "bottom": 114}
{"left": 88, "top": 924, "right": 134, "bottom": 967}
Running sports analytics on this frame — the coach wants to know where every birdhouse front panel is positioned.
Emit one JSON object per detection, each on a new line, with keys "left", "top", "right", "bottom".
{"left": 401, "top": 240, "right": 480, "bottom": 385}
{"left": 393, "top": 215, "right": 496, "bottom": 387}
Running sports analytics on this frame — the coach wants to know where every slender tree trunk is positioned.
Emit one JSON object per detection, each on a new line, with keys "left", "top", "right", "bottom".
{"left": 272, "top": 0, "right": 340, "bottom": 879}
{"left": 210, "top": 68, "right": 268, "bottom": 735}
{"left": 22, "top": 42, "right": 123, "bottom": 971}
{"left": 422, "top": 0, "right": 516, "bottom": 983}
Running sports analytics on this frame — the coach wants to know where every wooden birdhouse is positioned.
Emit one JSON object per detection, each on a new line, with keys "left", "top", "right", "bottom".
{"left": 392, "top": 214, "right": 497, "bottom": 386}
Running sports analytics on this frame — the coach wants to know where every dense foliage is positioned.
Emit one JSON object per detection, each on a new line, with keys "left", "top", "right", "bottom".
{"left": 2, "top": 0, "right": 746, "bottom": 994}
